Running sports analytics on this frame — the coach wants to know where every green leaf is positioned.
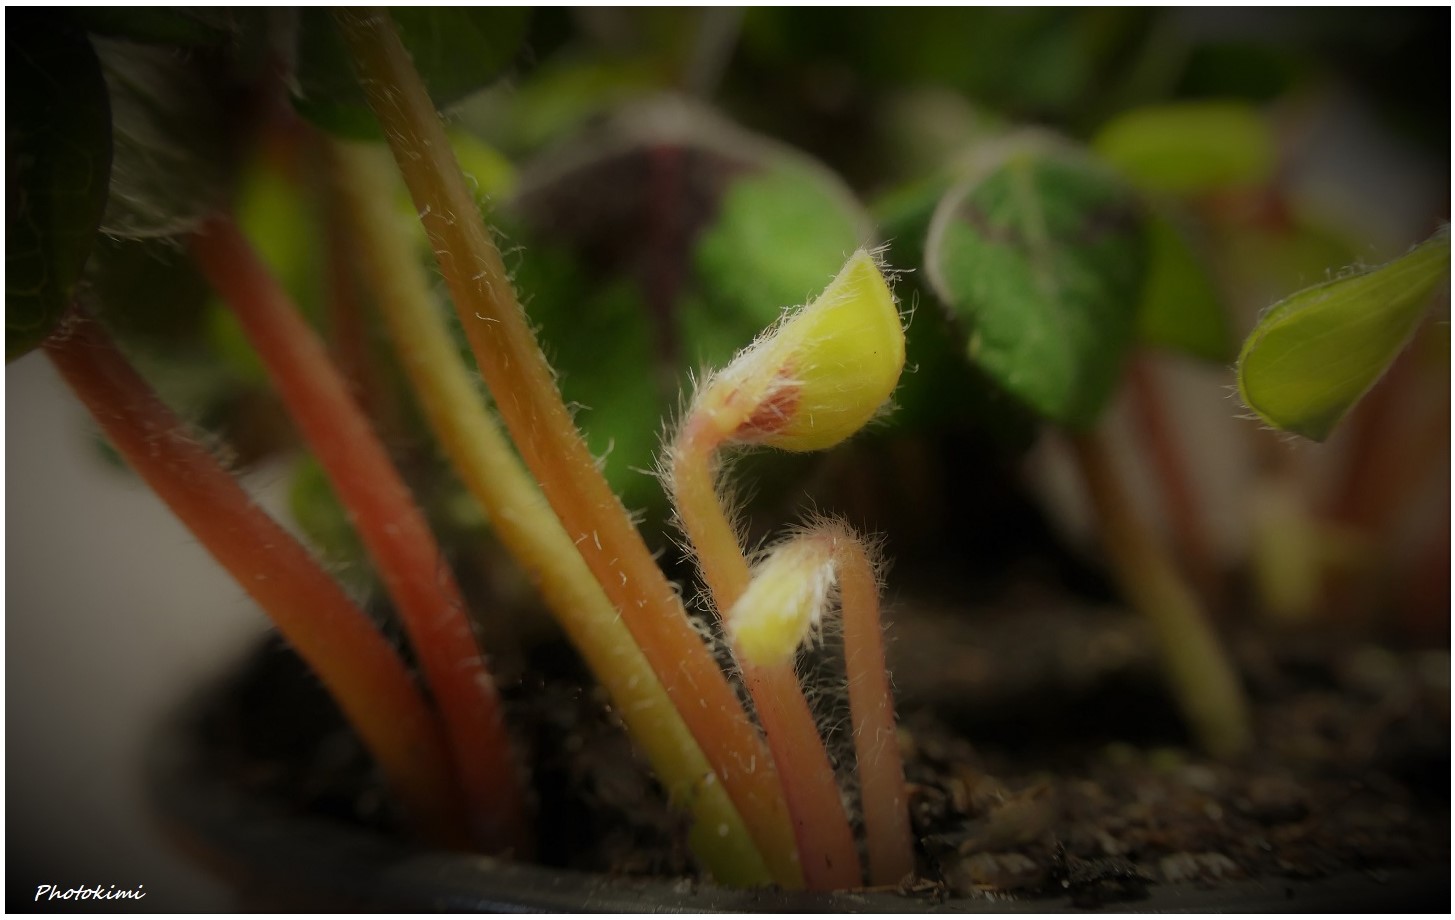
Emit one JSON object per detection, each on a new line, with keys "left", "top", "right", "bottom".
{"left": 690, "top": 162, "right": 870, "bottom": 367}
{"left": 506, "top": 243, "right": 662, "bottom": 512}
{"left": 500, "top": 56, "right": 669, "bottom": 152}
{"left": 871, "top": 175, "right": 1038, "bottom": 441}
{"left": 289, "top": 455, "right": 375, "bottom": 595}
{"left": 1137, "top": 211, "right": 1232, "bottom": 362}
{"left": 6, "top": 15, "right": 113, "bottom": 360}
{"left": 1093, "top": 101, "right": 1274, "bottom": 195}
{"left": 1237, "top": 226, "right": 1450, "bottom": 441}
{"left": 84, "top": 236, "right": 212, "bottom": 347}
{"left": 294, "top": 8, "right": 528, "bottom": 138}
{"left": 926, "top": 136, "right": 1148, "bottom": 427}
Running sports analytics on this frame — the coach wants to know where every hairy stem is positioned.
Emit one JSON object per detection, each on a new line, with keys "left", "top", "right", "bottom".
{"left": 332, "top": 8, "right": 798, "bottom": 886}
{"left": 672, "top": 423, "right": 863, "bottom": 890}
{"left": 1068, "top": 428, "right": 1251, "bottom": 757}
{"left": 44, "top": 310, "right": 466, "bottom": 846}
{"left": 329, "top": 138, "right": 770, "bottom": 885}
{"left": 192, "top": 215, "right": 528, "bottom": 854}
{"left": 829, "top": 525, "right": 914, "bottom": 886}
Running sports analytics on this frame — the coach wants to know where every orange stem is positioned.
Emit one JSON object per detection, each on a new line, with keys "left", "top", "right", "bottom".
{"left": 672, "top": 424, "right": 862, "bottom": 890}
{"left": 332, "top": 8, "right": 798, "bottom": 887}
{"left": 192, "top": 216, "right": 528, "bottom": 855}
{"left": 830, "top": 525, "right": 914, "bottom": 886}
{"left": 43, "top": 310, "right": 466, "bottom": 847}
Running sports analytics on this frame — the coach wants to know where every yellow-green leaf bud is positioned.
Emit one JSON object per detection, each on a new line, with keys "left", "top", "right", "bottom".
{"left": 727, "top": 534, "right": 837, "bottom": 667}
{"left": 690, "top": 250, "right": 905, "bottom": 453}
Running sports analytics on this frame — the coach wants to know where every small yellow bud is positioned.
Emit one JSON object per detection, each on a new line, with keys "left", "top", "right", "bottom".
{"left": 727, "top": 535, "right": 837, "bottom": 667}
{"left": 691, "top": 250, "right": 905, "bottom": 453}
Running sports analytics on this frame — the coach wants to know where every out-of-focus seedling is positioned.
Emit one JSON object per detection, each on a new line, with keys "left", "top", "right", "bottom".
{"left": 923, "top": 131, "right": 1252, "bottom": 756}
{"left": 1237, "top": 226, "right": 1450, "bottom": 442}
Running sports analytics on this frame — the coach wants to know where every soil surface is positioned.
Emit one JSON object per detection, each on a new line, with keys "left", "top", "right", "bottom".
{"left": 196, "top": 596, "right": 1450, "bottom": 910}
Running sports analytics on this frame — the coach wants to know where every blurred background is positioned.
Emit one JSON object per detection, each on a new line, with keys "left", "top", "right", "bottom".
{"left": 6, "top": 6, "right": 1449, "bottom": 910}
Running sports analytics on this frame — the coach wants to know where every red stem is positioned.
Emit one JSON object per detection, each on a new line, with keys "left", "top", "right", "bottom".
{"left": 191, "top": 216, "right": 529, "bottom": 855}
{"left": 43, "top": 310, "right": 466, "bottom": 846}
{"left": 1125, "top": 356, "right": 1218, "bottom": 598}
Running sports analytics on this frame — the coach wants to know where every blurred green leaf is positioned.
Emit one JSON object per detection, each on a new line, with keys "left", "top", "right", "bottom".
{"left": 449, "top": 130, "right": 518, "bottom": 203}
{"left": 689, "top": 162, "right": 869, "bottom": 365}
{"left": 84, "top": 236, "right": 212, "bottom": 347}
{"left": 6, "top": 15, "right": 113, "bottom": 361}
{"left": 1237, "top": 226, "right": 1450, "bottom": 441}
{"left": 1094, "top": 101, "right": 1274, "bottom": 194}
{"left": 235, "top": 155, "right": 326, "bottom": 323}
{"left": 506, "top": 57, "right": 667, "bottom": 152}
{"left": 289, "top": 454, "right": 375, "bottom": 595}
{"left": 507, "top": 242, "right": 662, "bottom": 511}
{"left": 741, "top": 8, "right": 1152, "bottom": 122}
{"left": 927, "top": 136, "right": 1148, "bottom": 427}
{"left": 294, "top": 8, "right": 528, "bottom": 138}
{"left": 1137, "top": 211, "right": 1233, "bottom": 362}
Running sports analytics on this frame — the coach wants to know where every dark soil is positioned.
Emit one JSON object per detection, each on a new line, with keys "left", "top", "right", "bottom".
{"left": 194, "top": 594, "right": 1450, "bottom": 910}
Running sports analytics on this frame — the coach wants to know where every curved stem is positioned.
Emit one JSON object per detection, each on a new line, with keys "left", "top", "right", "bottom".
{"left": 44, "top": 310, "right": 466, "bottom": 846}
{"left": 671, "top": 423, "right": 862, "bottom": 890}
{"left": 332, "top": 8, "right": 798, "bottom": 888}
{"left": 192, "top": 216, "right": 529, "bottom": 855}
{"left": 328, "top": 138, "right": 770, "bottom": 886}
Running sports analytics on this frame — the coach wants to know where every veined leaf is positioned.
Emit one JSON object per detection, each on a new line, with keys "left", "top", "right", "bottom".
{"left": 6, "top": 15, "right": 113, "bottom": 360}
{"left": 926, "top": 135, "right": 1148, "bottom": 427}
{"left": 1094, "top": 100, "right": 1274, "bottom": 195}
{"left": 1237, "top": 226, "right": 1450, "bottom": 441}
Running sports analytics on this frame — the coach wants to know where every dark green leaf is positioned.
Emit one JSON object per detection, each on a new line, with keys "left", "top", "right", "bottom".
{"left": 6, "top": 15, "right": 113, "bottom": 360}
{"left": 294, "top": 8, "right": 528, "bottom": 138}
{"left": 1137, "top": 211, "right": 1232, "bottom": 362}
{"left": 872, "top": 175, "right": 1037, "bottom": 441}
{"left": 84, "top": 236, "right": 212, "bottom": 347}
{"left": 1237, "top": 226, "right": 1450, "bottom": 441}
{"left": 926, "top": 136, "right": 1148, "bottom": 427}
{"left": 1094, "top": 100, "right": 1274, "bottom": 194}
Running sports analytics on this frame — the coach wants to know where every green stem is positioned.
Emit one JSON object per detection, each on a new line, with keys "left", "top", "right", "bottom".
{"left": 332, "top": 7, "right": 800, "bottom": 888}
{"left": 328, "top": 138, "right": 770, "bottom": 885}
{"left": 44, "top": 309, "right": 467, "bottom": 846}
{"left": 192, "top": 215, "right": 529, "bottom": 854}
{"left": 1068, "top": 428, "right": 1251, "bottom": 757}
